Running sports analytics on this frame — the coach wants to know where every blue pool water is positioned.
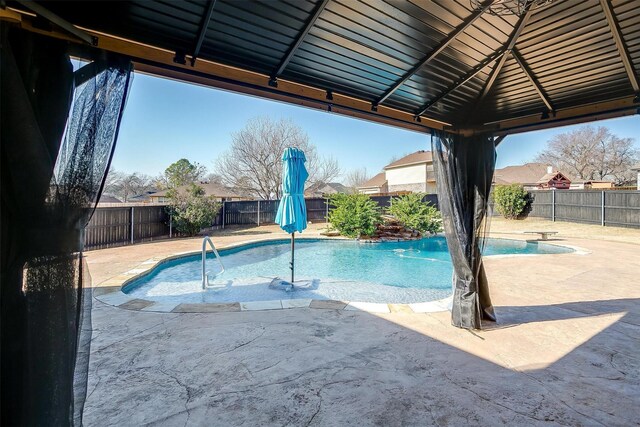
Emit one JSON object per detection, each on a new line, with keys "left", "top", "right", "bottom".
{"left": 124, "top": 237, "right": 572, "bottom": 304}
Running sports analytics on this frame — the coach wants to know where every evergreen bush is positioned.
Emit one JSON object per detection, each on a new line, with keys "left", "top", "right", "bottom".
{"left": 387, "top": 193, "right": 442, "bottom": 234}
{"left": 327, "top": 193, "right": 382, "bottom": 238}
{"left": 492, "top": 184, "right": 529, "bottom": 219}
{"left": 166, "top": 184, "right": 222, "bottom": 236}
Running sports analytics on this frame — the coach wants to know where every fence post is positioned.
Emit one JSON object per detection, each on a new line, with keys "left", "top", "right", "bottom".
{"left": 257, "top": 200, "right": 260, "bottom": 226}
{"left": 551, "top": 190, "right": 555, "bottom": 222}
{"left": 169, "top": 214, "right": 173, "bottom": 238}
{"left": 325, "top": 198, "right": 329, "bottom": 224}
{"left": 130, "top": 206, "right": 135, "bottom": 244}
{"left": 222, "top": 202, "right": 225, "bottom": 229}
{"left": 601, "top": 190, "right": 605, "bottom": 227}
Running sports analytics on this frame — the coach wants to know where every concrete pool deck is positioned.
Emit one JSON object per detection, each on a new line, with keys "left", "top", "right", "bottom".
{"left": 83, "top": 220, "right": 640, "bottom": 426}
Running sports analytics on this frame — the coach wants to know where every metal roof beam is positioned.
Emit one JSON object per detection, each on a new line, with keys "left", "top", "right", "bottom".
{"left": 478, "top": 51, "right": 509, "bottom": 102}
{"left": 374, "top": 0, "right": 495, "bottom": 106}
{"left": 416, "top": 7, "right": 534, "bottom": 117}
{"left": 415, "top": 49, "right": 506, "bottom": 117}
{"left": 512, "top": 48, "right": 554, "bottom": 112}
{"left": 462, "top": 8, "right": 534, "bottom": 124}
{"left": 478, "top": 6, "right": 534, "bottom": 101}
{"left": 475, "top": 95, "right": 638, "bottom": 136}
{"left": 270, "top": 0, "right": 330, "bottom": 85}
{"left": 15, "top": 0, "right": 96, "bottom": 45}
{"left": 599, "top": 0, "right": 639, "bottom": 92}
{"left": 190, "top": 0, "right": 217, "bottom": 66}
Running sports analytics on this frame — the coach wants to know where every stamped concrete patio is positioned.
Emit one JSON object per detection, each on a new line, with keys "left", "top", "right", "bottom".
{"left": 83, "top": 220, "right": 640, "bottom": 426}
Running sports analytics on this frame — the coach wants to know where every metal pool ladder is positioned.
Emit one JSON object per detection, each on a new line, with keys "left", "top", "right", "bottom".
{"left": 202, "top": 236, "right": 225, "bottom": 289}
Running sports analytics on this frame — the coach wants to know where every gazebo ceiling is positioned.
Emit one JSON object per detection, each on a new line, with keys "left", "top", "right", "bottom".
{"left": 5, "top": 0, "right": 640, "bottom": 134}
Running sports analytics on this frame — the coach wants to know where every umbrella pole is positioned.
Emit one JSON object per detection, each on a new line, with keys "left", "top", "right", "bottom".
{"left": 290, "top": 232, "right": 295, "bottom": 283}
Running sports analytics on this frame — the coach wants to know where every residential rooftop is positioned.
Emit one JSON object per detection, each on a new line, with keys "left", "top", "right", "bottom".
{"left": 384, "top": 150, "right": 433, "bottom": 170}
{"left": 535, "top": 171, "right": 570, "bottom": 184}
{"left": 150, "top": 182, "right": 240, "bottom": 199}
{"left": 494, "top": 163, "right": 571, "bottom": 186}
{"left": 358, "top": 172, "right": 387, "bottom": 189}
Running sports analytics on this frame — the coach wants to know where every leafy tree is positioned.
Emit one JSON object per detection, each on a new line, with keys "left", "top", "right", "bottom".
{"left": 492, "top": 184, "right": 529, "bottom": 219}
{"left": 216, "top": 117, "right": 340, "bottom": 199}
{"left": 164, "top": 158, "right": 207, "bottom": 188}
{"left": 387, "top": 193, "right": 442, "bottom": 234}
{"left": 166, "top": 184, "right": 221, "bottom": 236}
{"left": 327, "top": 193, "right": 381, "bottom": 238}
{"left": 534, "top": 125, "right": 639, "bottom": 185}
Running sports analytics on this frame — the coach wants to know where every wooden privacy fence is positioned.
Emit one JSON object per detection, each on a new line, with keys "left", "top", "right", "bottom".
{"left": 527, "top": 190, "right": 640, "bottom": 228}
{"left": 220, "top": 195, "right": 438, "bottom": 226}
{"left": 84, "top": 194, "right": 439, "bottom": 250}
{"left": 85, "top": 191, "right": 638, "bottom": 250}
{"left": 84, "top": 205, "right": 171, "bottom": 250}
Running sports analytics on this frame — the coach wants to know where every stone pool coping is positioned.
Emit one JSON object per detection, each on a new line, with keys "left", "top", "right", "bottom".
{"left": 94, "top": 236, "right": 585, "bottom": 314}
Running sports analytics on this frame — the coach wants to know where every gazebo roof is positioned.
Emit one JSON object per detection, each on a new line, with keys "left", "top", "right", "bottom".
{"left": 5, "top": 0, "right": 639, "bottom": 134}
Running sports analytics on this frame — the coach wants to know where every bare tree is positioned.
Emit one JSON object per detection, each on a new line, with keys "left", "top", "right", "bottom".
{"left": 311, "top": 155, "right": 341, "bottom": 187}
{"left": 344, "top": 167, "right": 371, "bottom": 193}
{"left": 203, "top": 172, "right": 224, "bottom": 184}
{"left": 151, "top": 174, "right": 169, "bottom": 191}
{"left": 216, "top": 117, "right": 341, "bottom": 199}
{"left": 535, "top": 125, "right": 638, "bottom": 185}
{"left": 103, "top": 168, "right": 154, "bottom": 202}
{"left": 102, "top": 166, "right": 121, "bottom": 194}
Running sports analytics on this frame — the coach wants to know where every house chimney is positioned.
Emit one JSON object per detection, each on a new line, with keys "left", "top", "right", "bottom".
{"left": 547, "top": 165, "right": 553, "bottom": 174}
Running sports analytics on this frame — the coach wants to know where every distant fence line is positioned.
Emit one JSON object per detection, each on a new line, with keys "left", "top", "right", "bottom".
{"left": 525, "top": 190, "right": 640, "bottom": 228}
{"left": 85, "top": 190, "right": 639, "bottom": 250}
{"left": 84, "top": 194, "right": 439, "bottom": 250}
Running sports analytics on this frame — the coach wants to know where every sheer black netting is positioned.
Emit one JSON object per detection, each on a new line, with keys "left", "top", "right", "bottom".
{"left": 1, "top": 27, "right": 132, "bottom": 425}
{"left": 431, "top": 131, "right": 497, "bottom": 330}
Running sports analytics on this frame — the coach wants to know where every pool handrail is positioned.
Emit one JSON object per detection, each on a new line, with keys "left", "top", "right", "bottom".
{"left": 202, "top": 235, "right": 225, "bottom": 289}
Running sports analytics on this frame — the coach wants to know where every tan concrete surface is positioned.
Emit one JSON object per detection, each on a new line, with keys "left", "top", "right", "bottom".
{"left": 83, "top": 222, "right": 640, "bottom": 426}
{"left": 489, "top": 216, "right": 640, "bottom": 245}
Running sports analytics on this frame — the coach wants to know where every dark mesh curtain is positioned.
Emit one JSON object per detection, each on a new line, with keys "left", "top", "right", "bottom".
{"left": 431, "top": 130, "right": 496, "bottom": 330}
{"left": 1, "top": 27, "right": 132, "bottom": 425}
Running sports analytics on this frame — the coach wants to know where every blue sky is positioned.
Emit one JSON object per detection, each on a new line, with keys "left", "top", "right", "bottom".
{"left": 111, "top": 71, "right": 640, "bottom": 178}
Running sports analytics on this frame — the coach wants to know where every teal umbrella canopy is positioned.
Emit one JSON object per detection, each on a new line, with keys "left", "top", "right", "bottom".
{"left": 275, "top": 147, "right": 308, "bottom": 233}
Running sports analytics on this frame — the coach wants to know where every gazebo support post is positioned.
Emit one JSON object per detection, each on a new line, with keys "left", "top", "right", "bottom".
{"left": 431, "top": 131, "right": 497, "bottom": 330}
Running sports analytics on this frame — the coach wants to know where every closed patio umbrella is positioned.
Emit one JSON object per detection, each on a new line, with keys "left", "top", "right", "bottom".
{"left": 275, "top": 147, "right": 308, "bottom": 283}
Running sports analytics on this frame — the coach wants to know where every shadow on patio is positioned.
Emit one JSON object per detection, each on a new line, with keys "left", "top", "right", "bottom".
{"left": 82, "top": 295, "right": 639, "bottom": 426}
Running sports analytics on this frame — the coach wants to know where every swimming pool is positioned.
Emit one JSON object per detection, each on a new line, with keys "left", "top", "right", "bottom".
{"left": 123, "top": 237, "right": 573, "bottom": 305}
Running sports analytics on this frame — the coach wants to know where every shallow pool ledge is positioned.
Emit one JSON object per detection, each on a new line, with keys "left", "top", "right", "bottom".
{"left": 94, "top": 285, "right": 454, "bottom": 315}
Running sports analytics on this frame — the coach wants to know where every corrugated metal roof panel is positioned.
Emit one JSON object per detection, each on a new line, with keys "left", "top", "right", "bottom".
{"left": 28, "top": 0, "right": 640, "bottom": 130}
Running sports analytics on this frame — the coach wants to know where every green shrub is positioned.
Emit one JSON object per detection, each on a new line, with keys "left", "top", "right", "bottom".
{"left": 387, "top": 193, "right": 442, "bottom": 234}
{"left": 327, "top": 193, "right": 382, "bottom": 238}
{"left": 166, "top": 184, "right": 222, "bottom": 236}
{"left": 492, "top": 184, "right": 529, "bottom": 219}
